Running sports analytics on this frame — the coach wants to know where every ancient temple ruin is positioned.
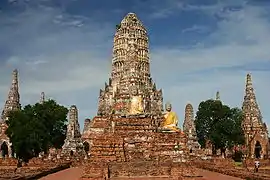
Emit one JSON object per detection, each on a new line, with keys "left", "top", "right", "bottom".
{"left": 97, "top": 12, "right": 163, "bottom": 116}
{"left": 242, "top": 74, "right": 268, "bottom": 158}
{"left": 0, "top": 69, "right": 21, "bottom": 158}
{"left": 82, "top": 13, "right": 188, "bottom": 167}
{"left": 183, "top": 103, "right": 201, "bottom": 154}
{"left": 62, "top": 105, "right": 83, "bottom": 156}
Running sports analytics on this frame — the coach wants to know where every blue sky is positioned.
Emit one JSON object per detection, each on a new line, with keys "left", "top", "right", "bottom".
{"left": 0, "top": 0, "right": 270, "bottom": 131}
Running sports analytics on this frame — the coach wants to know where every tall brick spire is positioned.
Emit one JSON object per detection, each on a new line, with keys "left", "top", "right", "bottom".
{"left": 1, "top": 69, "right": 20, "bottom": 121}
{"left": 242, "top": 73, "right": 268, "bottom": 158}
{"left": 97, "top": 13, "right": 163, "bottom": 115}
{"left": 62, "top": 105, "right": 83, "bottom": 155}
{"left": 242, "top": 74, "right": 263, "bottom": 126}
{"left": 183, "top": 103, "right": 195, "bottom": 134}
{"left": 183, "top": 103, "right": 201, "bottom": 153}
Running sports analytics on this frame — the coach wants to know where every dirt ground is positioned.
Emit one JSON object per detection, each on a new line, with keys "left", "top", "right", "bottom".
{"left": 39, "top": 167, "right": 244, "bottom": 180}
{"left": 197, "top": 169, "right": 243, "bottom": 180}
{"left": 39, "top": 167, "right": 83, "bottom": 180}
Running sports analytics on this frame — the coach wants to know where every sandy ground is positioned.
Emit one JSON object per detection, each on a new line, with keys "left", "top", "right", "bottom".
{"left": 197, "top": 169, "right": 243, "bottom": 180}
{"left": 39, "top": 167, "right": 244, "bottom": 180}
{"left": 39, "top": 167, "right": 83, "bottom": 180}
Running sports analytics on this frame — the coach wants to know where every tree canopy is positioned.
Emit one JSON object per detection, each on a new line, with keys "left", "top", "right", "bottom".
{"left": 195, "top": 99, "right": 245, "bottom": 154}
{"left": 6, "top": 99, "right": 68, "bottom": 162}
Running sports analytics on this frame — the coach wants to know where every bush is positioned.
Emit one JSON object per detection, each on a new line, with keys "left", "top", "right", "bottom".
{"left": 233, "top": 151, "right": 243, "bottom": 162}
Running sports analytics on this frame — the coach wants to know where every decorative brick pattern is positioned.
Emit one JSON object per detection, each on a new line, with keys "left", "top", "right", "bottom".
{"left": 97, "top": 13, "right": 163, "bottom": 116}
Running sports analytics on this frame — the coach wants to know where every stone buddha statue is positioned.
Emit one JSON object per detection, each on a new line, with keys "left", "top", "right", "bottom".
{"left": 128, "top": 86, "right": 144, "bottom": 115}
{"left": 162, "top": 102, "right": 180, "bottom": 132}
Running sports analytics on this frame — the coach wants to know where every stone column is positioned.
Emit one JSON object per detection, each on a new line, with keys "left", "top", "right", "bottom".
{"left": 8, "top": 146, "right": 12, "bottom": 158}
{"left": 111, "top": 121, "right": 115, "bottom": 133}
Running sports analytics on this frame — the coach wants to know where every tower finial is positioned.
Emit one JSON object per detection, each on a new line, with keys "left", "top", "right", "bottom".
{"left": 216, "top": 91, "right": 220, "bottom": 101}
{"left": 40, "top": 92, "right": 45, "bottom": 104}
{"left": 246, "top": 73, "right": 252, "bottom": 88}
{"left": 12, "top": 69, "right": 18, "bottom": 88}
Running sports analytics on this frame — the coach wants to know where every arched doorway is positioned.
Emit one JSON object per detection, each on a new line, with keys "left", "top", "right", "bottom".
{"left": 83, "top": 142, "right": 90, "bottom": 153}
{"left": 1, "top": 142, "right": 8, "bottom": 158}
{"left": 70, "top": 150, "right": 74, "bottom": 156}
{"left": 254, "top": 141, "right": 262, "bottom": 159}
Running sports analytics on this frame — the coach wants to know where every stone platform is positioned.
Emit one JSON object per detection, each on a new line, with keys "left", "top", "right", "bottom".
{"left": 80, "top": 115, "right": 200, "bottom": 179}
{"left": 83, "top": 115, "right": 188, "bottom": 163}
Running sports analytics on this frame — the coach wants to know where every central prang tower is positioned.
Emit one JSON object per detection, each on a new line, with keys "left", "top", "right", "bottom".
{"left": 97, "top": 13, "right": 163, "bottom": 116}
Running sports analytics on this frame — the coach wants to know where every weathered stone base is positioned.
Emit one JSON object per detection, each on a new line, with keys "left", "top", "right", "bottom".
{"left": 80, "top": 161, "right": 205, "bottom": 180}
{"left": 88, "top": 132, "right": 188, "bottom": 162}
{"left": 84, "top": 115, "right": 188, "bottom": 162}
{"left": 82, "top": 116, "right": 193, "bottom": 179}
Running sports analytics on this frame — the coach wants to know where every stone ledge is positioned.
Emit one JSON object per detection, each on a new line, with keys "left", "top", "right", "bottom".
{"left": 23, "top": 163, "right": 71, "bottom": 180}
{"left": 194, "top": 160, "right": 269, "bottom": 180}
{"left": 0, "top": 163, "right": 71, "bottom": 180}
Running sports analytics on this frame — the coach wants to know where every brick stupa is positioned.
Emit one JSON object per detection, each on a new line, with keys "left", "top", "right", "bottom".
{"left": 81, "top": 13, "right": 202, "bottom": 180}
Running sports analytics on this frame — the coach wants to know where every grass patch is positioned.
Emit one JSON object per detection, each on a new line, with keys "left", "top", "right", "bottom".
{"left": 235, "top": 162, "right": 243, "bottom": 167}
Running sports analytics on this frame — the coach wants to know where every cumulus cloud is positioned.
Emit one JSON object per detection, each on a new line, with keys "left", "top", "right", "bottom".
{"left": 0, "top": 1, "right": 113, "bottom": 126}
{"left": 0, "top": 0, "right": 269, "bottom": 130}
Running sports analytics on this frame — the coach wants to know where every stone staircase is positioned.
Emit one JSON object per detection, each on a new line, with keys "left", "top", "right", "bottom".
{"left": 89, "top": 134, "right": 125, "bottom": 162}
{"left": 108, "top": 161, "right": 172, "bottom": 180}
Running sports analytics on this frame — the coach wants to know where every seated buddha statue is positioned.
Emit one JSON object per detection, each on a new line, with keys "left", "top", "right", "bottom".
{"left": 128, "top": 86, "right": 144, "bottom": 115}
{"left": 162, "top": 102, "right": 181, "bottom": 132}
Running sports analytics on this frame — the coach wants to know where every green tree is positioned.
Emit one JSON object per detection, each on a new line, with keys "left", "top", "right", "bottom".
{"left": 6, "top": 99, "right": 68, "bottom": 162}
{"left": 195, "top": 99, "right": 245, "bottom": 155}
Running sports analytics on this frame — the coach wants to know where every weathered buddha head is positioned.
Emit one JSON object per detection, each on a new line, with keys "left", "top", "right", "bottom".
{"left": 165, "top": 102, "right": 172, "bottom": 112}
{"left": 130, "top": 86, "right": 138, "bottom": 96}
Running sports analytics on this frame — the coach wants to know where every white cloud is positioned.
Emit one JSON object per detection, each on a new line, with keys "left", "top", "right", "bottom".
{"left": 0, "top": 3, "right": 112, "bottom": 127}
{"left": 181, "top": 25, "right": 209, "bottom": 33}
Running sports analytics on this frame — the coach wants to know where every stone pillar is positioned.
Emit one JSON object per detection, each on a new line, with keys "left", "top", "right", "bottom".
{"left": 8, "top": 146, "right": 12, "bottom": 158}
{"left": 111, "top": 121, "right": 115, "bottom": 133}
{"left": 48, "top": 154, "right": 51, "bottom": 160}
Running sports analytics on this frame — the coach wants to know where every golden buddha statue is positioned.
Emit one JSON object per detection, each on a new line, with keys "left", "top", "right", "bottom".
{"left": 162, "top": 102, "right": 180, "bottom": 132}
{"left": 128, "top": 86, "right": 144, "bottom": 115}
